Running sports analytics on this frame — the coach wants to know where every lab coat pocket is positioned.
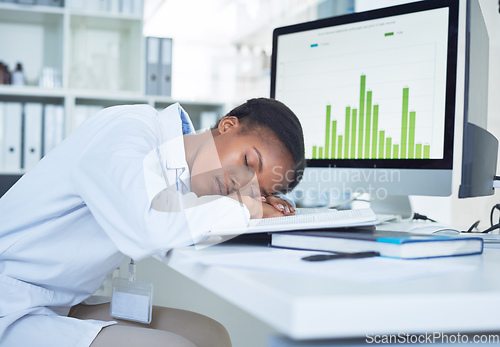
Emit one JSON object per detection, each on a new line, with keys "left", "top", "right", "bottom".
{"left": 0, "top": 274, "right": 55, "bottom": 316}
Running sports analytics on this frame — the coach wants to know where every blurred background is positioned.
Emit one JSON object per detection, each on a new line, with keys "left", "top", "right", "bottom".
{"left": 142, "top": 0, "right": 499, "bottom": 113}
{"left": 0, "top": 1, "right": 499, "bottom": 346}
{"left": 143, "top": 0, "right": 430, "bottom": 106}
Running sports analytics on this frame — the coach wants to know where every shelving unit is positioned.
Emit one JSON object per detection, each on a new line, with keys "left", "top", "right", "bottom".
{"left": 0, "top": 2, "right": 225, "bottom": 181}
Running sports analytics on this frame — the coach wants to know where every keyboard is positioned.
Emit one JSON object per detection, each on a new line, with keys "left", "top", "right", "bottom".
{"left": 208, "top": 208, "right": 378, "bottom": 236}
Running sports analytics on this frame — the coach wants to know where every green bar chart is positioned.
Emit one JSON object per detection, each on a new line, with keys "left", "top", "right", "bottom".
{"left": 274, "top": 8, "right": 448, "bottom": 162}
{"left": 311, "top": 75, "right": 431, "bottom": 159}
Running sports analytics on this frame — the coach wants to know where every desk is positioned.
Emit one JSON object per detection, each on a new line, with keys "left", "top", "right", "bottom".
{"left": 165, "top": 244, "right": 500, "bottom": 344}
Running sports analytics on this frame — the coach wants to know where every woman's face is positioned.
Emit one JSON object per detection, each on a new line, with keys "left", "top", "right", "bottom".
{"left": 188, "top": 117, "right": 294, "bottom": 200}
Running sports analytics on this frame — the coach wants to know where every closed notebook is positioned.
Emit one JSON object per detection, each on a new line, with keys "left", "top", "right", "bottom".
{"left": 270, "top": 229, "right": 484, "bottom": 259}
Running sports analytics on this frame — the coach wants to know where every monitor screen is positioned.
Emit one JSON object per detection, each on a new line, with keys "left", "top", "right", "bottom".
{"left": 271, "top": 0, "right": 460, "bottom": 212}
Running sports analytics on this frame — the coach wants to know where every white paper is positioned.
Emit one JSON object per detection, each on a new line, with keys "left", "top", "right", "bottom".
{"left": 186, "top": 248, "right": 476, "bottom": 284}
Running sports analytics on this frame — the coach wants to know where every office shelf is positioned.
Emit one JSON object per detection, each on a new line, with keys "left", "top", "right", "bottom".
{"left": 0, "top": 2, "right": 65, "bottom": 16}
{"left": 0, "top": 2, "right": 225, "bottom": 176}
{"left": 0, "top": 85, "right": 65, "bottom": 100}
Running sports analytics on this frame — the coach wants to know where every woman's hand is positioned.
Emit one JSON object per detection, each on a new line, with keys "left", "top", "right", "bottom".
{"left": 229, "top": 194, "right": 295, "bottom": 219}
{"left": 261, "top": 195, "right": 295, "bottom": 217}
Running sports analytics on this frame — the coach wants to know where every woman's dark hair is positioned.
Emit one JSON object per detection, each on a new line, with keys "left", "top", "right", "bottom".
{"left": 213, "top": 97, "right": 306, "bottom": 193}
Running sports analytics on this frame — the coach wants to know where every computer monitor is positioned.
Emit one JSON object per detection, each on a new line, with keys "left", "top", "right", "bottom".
{"left": 270, "top": 0, "right": 489, "bottom": 217}
{"left": 459, "top": 0, "right": 498, "bottom": 198}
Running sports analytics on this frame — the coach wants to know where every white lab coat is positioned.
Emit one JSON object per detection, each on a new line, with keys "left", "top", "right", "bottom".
{"left": 0, "top": 103, "right": 250, "bottom": 346}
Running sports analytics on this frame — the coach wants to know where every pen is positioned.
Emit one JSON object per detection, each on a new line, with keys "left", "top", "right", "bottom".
{"left": 301, "top": 251, "right": 380, "bottom": 262}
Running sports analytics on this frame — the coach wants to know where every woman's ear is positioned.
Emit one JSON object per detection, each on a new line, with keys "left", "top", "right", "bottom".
{"left": 217, "top": 116, "right": 240, "bottom": 134}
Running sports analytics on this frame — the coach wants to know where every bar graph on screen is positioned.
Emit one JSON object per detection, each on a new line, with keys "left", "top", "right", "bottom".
{"left": 311, "top": 75, "right": 431, "bottom": 160}
{"left": 275, "top": 9, "right": 449, "bottom": 162}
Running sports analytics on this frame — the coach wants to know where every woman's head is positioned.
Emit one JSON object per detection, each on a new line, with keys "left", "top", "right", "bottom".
{"left": 186, "top": 98, "right": 305, "bottom": 199}
{"left": 214, "top": 98, "right": 305, "bottom": 194}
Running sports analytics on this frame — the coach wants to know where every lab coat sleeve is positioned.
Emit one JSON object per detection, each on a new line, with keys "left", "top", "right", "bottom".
{"left": 71, "top": 107, "right": 249, "bottom": 260}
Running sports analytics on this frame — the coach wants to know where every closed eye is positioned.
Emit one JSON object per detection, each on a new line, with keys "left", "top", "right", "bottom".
{"left": 244, "top": 155, "right": 249, "bottom": 170}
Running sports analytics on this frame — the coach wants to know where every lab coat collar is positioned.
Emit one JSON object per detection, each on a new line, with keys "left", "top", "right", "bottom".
{"left": 156, "top": 103, "right": 194, "bottom": 192}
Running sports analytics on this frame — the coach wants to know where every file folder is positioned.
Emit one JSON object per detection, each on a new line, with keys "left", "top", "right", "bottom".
{"left": 0, "top": 102, "right": 3, "bottom": 171}
{"left": 2, "top": 102, "right": 23, "bottom": 172}
{"left": 134, "top": 0, "right": 143, "bottom": 15}
{"left": 121, "top": 0, "right": 134, "bottom": 13}
{"left": 108, "top": 0, "right": 120, "bottom": 13}
{"left": 23, "top": 103, "right": 43, "bottom": 171}
{"left": 43, "top": 104, "right": 65, "bottom": 156}
{"left": 159, "top": 38, "right": 172, "bottom": 96}
{"left": 146, "top": 37, "right": 160, "bottom": 95}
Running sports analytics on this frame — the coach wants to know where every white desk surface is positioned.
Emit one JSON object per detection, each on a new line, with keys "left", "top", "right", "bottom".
{"left": 165, "top": 244, "right": 500, "bottom": 340}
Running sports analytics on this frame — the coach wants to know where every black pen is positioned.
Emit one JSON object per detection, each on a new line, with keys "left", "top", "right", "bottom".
{"left": 301, "top": 251, "right": 380, "bottom": 262}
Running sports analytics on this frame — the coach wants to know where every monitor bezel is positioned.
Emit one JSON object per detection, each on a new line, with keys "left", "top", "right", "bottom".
{"left": 270, "top": 0, "right": 459, "bottom": 170}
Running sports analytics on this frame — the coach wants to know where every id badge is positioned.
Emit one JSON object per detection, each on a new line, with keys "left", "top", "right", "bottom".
{"left": 110, "top": 277, "right": 154, "bottom": 324}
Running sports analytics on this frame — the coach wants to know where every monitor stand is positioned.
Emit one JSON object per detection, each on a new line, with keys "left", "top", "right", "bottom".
{"left": 370, "top": 195, "right": 413, "bottom": 219}
{"left": 370, "top": 195, "right": 449, "bottom": 232}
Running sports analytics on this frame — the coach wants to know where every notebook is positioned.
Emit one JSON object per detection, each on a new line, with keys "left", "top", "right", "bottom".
{"left": 270, "top": 229, "right": 484, "bottom": 259}
{"left": 207, "top": 207, "right": 378, "bottom": 236}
